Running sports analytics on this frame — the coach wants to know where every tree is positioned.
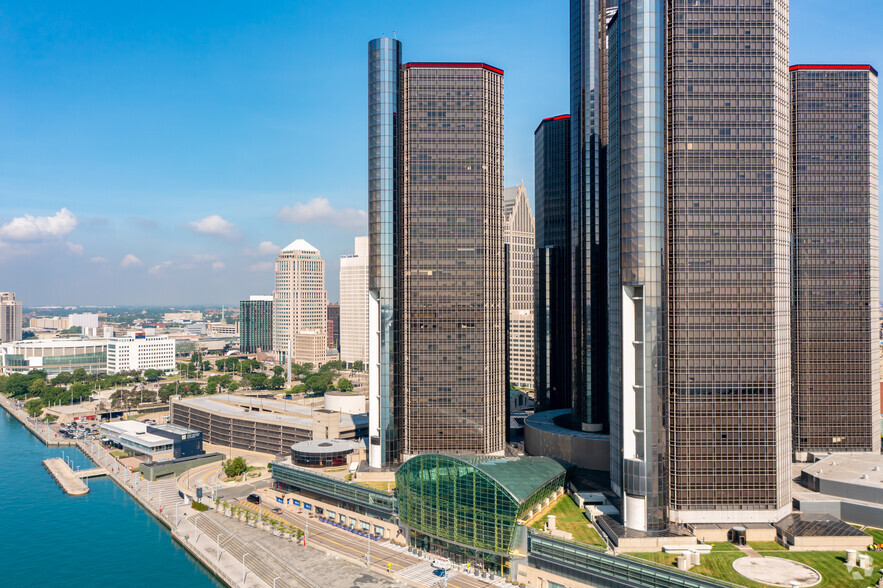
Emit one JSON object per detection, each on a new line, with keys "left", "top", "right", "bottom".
{"left": 215, "top": 359, "right": 225, "bottom": 371}
{"left": 201, "top": 361, "right": 211, "bottom": 372}
{"left": 52, "top": 372, "right": 73, "bottom": 385}
{"left": 226, "top": 380, "right": 241, "bottom": 392}
{"left": 24, "top": 398, "right": 44, "bottom": 417}
{"left": 269, "top": 375, "right": 285, "bottom": 390}
{"left": 272, "top": 365, "right": 284, "bottom": 377}
{"left": 143, "top": 369, "right": 162, "bottom": 382}
{"left": 336, "top": 377, "right": 354, "bottom": 392}
{"left": 70, "top": 383, "right": 91, "bottom": 401}
{"left": 223, "top": 456, "right": 247, "bottom": 478}
{"left": 352, "top": 360, "right": 364, "bottom": 372}
{"left": 302, "top": 362, "right": 315, "bottom": 374}
{"left": 28, "top": 378, "right": 46, "bottom": 396}
{"left": 205, "top": 379, "right": 218, "bottom": 394}
{"left": 72, "top": 367, "right": 87, "bottom": 382}
{"left": 246, "top": 372, "right": 268, "bottom": 390}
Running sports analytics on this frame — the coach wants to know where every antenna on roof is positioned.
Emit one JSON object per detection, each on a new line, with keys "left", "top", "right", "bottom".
{"left": 393, "top": 30, "right": 397, "bottom": 39}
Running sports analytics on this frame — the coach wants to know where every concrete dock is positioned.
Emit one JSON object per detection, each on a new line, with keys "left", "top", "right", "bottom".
{"left": 43, "top": 458, "right": 89, "bottom": 495}
{"left": 77, "top": 467, "right": 107, "bottom": 479}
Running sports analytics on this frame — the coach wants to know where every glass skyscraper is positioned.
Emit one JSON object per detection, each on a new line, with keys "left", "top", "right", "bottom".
{"left": 368, "top": 39, "right": 506, "bottom": 465}
{"left": 534, "top": 115, "right": 572, "bottom": 411}
{"left": 239, "top": 296, "right": 273, "bottom": 354}
{"left": 791, "top": 64, "right": 880, "bottom": 454}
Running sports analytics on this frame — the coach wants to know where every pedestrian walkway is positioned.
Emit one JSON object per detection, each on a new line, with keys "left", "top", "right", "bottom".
{"left": 397, "top": 561, "right": 456, "bottom": 587}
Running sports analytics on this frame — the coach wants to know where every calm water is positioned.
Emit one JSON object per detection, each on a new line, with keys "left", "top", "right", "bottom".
{"left": 0, "top": 411, "right": 222, "bottom": 587}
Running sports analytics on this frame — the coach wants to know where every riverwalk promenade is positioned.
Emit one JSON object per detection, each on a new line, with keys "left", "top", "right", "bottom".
{"left": 0, "top": 394, "right": 76, "bottom": 446}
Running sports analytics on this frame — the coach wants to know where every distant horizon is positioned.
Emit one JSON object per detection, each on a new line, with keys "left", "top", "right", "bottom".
{"left": 3, "top": 1, "right": 882, "bottom": 306}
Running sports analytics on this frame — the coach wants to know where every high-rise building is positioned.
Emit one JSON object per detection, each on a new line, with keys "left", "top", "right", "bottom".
{"left": 327, "top": 303, "right": 340, "bottom": 349}
{"left": 368, "top": 38, "right": 506, "bottom": 466}
{"left": 0, "top": 292, "right": 22, "bottom": 343}
{"left": 273, "top": 240, "right": 327, "bottom": 365}
{"left": 666, "top": 0, "right": 792, "bottom": 526}
{"left": 340, "top": 236, "right": 369, "bottom": 365}
{"left": 571, "top": 0, "right": 612, "bottom": 432}
{"left": 791, "top": 64, "right": 880, "bottom": 454}
{"left": 534, "top": 115, "right": 572, "bottom": 411}
{"left": 604, "top": 0, "right": 792, "bottom": 531}
{"left": 240, "top": 295, "right": 273, "bottom": 353}
{"left": 504, "top": 181, "right": 535, "bottom": 390}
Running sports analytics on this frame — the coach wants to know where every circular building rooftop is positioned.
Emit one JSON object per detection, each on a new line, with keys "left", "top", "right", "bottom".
{"left": 290, "top": 438, "right": 362, "bottom": 468}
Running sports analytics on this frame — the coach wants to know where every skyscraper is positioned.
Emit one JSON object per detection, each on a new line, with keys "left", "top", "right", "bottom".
{"left": 327, "top": 303, "right": 340, "bottom": 349}
{"left": 368, "top": 38, "right": 506, "bottom": 466}
{"left": 340, "top": 236, "right": 369, "bottom": 365}
{"left": 240, "top": 295, "right": 273, "bottom": 354}
{"left": 665, "top": 0, "right": 792, "bottom": 525}
{"left": 791, "top": 64, "right": 880, "bottom": 454}
{"left": 273, "top": 239, "right": 327, "bottom": 366}
{"left": 534, "top": 115, "right": 572, "bottom": 410}
{"left": 571, "top": 0, "right": 611, "bottom": 432}
{"left": 606, "top": 1, "right": 667, "bottom": 532}
{"left": 504, "top": 181, "right": 535, "bottom": 390}
{"left": 0, "top": 292, "right": 22, "bottom": 343}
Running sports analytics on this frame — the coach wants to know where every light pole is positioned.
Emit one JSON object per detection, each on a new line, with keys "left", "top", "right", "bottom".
{"left": 273, "top": 577, "right": 280, "bottom": 588}
{"left": 216, "top": 533, "right": 222, "bottom": 564}
{"left": 242, "top": 553, "right": 249, "bottom": 584}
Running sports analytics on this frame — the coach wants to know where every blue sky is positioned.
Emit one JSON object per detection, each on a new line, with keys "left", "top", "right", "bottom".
{"left": 1, "top": 1, "right": 881, "bottom": 306}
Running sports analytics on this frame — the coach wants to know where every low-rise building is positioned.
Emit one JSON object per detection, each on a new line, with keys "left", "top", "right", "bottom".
{"left": 294, "top": 330, "right": 328, "bottom": 367}
{"left": 100, "top": 420, "right": 203, "bottom": 457}
{"left": 0, "top": 338, "right": 108, "bottom": 375}
{"left": 170, "top": 394, "right": 368, "bottom": 455}
{"left": 107, "top": 332, "right": 175, "bottom": 374}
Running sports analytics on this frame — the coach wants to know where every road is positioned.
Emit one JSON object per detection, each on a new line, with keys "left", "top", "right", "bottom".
{"left": 231, "top": 497, "right": 500, "bottom": 588}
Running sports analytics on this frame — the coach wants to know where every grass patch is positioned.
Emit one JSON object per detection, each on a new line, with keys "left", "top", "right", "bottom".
{"left": 529, "top": 496, "right": 606, "bottom": 548}
{"left": 864, "top": 527, "right": 883, "bottom": 545}
{"left": 355, "top": 480, "right": 396, "bottom": 492}
{"left": 110, "top": 450, "right": 128, "bottom": 458}
{"left": 748, "top": 541, "right": 786, "bottom": 551}
{"left": 629, "top": 552, "right": 679, "bottom": 567}
{"left": 709, "top": 541, "right": 740, "bottom": 552}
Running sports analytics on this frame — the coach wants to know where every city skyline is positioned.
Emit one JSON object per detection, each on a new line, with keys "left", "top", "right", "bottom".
{"left": 3, "top": 1, "right": 883, "bottom": 306}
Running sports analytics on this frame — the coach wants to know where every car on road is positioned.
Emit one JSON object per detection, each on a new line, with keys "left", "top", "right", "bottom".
{"left": 272, "top": 507, "right": 282, "bottom": 514}
{"left": 431, "top": 557, "right": 453, "bottom": 571}
{"left": 246, "top": 494, "right": 261, "bottom": 505}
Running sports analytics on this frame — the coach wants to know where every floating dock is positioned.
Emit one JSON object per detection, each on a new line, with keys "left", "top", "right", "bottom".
{"left": 43, "top": 458, "right": 89, "bottom": 495}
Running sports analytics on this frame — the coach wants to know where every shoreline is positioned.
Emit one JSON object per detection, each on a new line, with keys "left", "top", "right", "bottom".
{"left": 0, "top": 395, "right": 241, "bottom": 588}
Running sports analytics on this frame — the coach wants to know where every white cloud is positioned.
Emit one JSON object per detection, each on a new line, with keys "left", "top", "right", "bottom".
{"left": 276, "top": 198, "right": 367, "bottom": 229}
{"left": 120, "top": 253, "right": 143, "bottom": 268}
{"left": 65, "top": 241, "right": 84, "bottom": 255}
{"left": 148, "top": 261, "right": 173, "bottom": 277}
{"left": 0, "top": 208, "right": 78, "bottom": 241}
{"left": 249, "top": 261, "right": 274, "bottom": 272}
{"left": 211, "top": 261, "right": 225, "bottom": 272}
{"left": 188, "top": 214, "right": 238, "bottom": 238}
{"left": 245, "top": 241, "right": 281, "bottom": 256}
{"left": 90, "top": 256, "right": 109, "bottom": 264}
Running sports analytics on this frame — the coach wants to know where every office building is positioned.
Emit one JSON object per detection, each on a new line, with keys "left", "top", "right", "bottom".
{"left": 504, "top": 182, "right": 535, "bottom": 390}
{"left": 273, "top": 239, "right": 328, "bottom": 365}
{"left": 106, "top": 332, "right": 175, "bottom": 373}
{"left": 240, "top": 295, "right": 273, "bottom": 353}
{"left": 0, "top": 338, "right": 107, "bottom": 375}
{"left": 30, "top": 316, "right": 69, "bottom": 331}
{"left": 0, "top": 292, "right": 22, "bottom": 343}
{"left": 327, "top": 303, "right": 340, "bottom": 349}
{"left": 340, "top": 236, "right": 369, "bottom": 364}
{"left": 534, "top": 115, "right": 572, "bottom": 410}
{"left": 368, "top": 37, "right": 506, "bottom": 465}
{"left": 293, "top": 330, "right": 329, "bottom": 367}
{"left": 791, "top": 64, "right": 880, "bottom": 454}
{"left": 68, "top": 313, "right": 99, "bottom": 337}
{"left": 571, "top": 0, "right": 612, "bottom": 433}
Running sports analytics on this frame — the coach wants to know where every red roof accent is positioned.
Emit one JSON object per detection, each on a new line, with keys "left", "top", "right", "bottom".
{"left": 542, "top": 114, "right": 570, "bottom": 122}
{"left": 404, "top": 62, "right": 504, "bottom": 76}
{"left": 790, "top": 64, "right": 878, "bottom": 76}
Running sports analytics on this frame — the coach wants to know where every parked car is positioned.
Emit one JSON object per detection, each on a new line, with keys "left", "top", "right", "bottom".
{"left": 247, "top": 494, "right": 261, "bottom": 505}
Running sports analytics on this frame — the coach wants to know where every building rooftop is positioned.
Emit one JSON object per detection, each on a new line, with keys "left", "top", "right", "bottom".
{"left": 291, "top": 438, "right": 363, "bottom": 454}
{"left": 802, "top": 453, "right": 883, "bottom": 489}
{"left": 281, "top": 238, "right": 318, "bottom": 253}
{"left": 443, "top": 455, "right": 566, "bottom": 503}
{"left": 790, "top": 64, "right": 878, "bottom": 76}
{"left": 174, "top": 394, "right": 367, "bottom": 429}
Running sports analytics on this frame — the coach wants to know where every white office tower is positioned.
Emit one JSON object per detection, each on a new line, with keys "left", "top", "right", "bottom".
{"left": 68, "top": 312, "right": 100, "bottom": 337}
{"left": 340, "top": 236, "right": 370, "bottom": 365}
{"left": 0, "top": 292, "right": 22, "bottom": 343}
{"left": 107, "top": 332, "right": 175, "bottom": 373}
{"left": 273, "top": 239, "right": 328, "bottom": 365}
{"left": 504, "top": 182, "right": 536, "bottom": 390}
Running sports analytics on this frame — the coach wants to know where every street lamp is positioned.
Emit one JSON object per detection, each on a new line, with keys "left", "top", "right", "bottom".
{"left": 217, "top": 533, "right": 222, "bottom": 564}
{"left": 242, "top": 553, "right": 249, "bottom": 584}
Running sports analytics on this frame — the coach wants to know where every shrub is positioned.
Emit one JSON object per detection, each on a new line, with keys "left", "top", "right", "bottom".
{"left": 191, "top": 501, "right": 209, "bottom": 512}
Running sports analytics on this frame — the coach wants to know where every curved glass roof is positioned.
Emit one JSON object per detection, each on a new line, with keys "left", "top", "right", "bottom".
{"left": 436, "top": 455, "right": 566, "bottom": 504}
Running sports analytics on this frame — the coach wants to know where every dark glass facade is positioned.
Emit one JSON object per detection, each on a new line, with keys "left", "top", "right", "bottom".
{"left": 399, "top": 63, "right": 506, "bottom": 456}
{"left": 666, "top": 0, "right": 792, "bottom": 522}
{"left": 791, "top": 65, "right": 880, "bottom": 454}
{"left": 368, "top": 37, "right": 402, "bottom": 467}
{"left": 534, "top": 115, "right": 572, "bottom": 411}
{"left": 570, "top": 0, "right": 610, "bottom": 432}
{"left": 607, "top": 1, "right": 668, "bottom": 533}
{"left": 239, "top": 298, "right": 273, "bottom": 354}
{"left": 396, "top": 454, "right": 565, "bottom": 573}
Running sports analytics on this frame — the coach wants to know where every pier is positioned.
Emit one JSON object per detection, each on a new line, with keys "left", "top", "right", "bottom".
{"left": 43, "top": 457, "right": 89, "bottom": 496}
{"left": 77, "top": 467, "right": 107, "bottom": 479}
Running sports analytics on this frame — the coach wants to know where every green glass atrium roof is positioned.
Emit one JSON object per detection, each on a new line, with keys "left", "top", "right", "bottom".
{"left": 447, "top": 455, "right": 566, "bottom": 503}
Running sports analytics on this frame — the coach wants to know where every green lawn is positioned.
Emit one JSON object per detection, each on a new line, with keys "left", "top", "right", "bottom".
{"left": 355, "top": 480, "right": 396, "bottom": 492}
{"left": 748, "top": 541, "right": 786, "bottom": 552}
{"left": 529, "top": 496, "right": 606, "bottom": 548}
{"left": 630, "top": 548, "right": 883, "bottom": 588}
{"left": 863, "top": 526, "right": 883, "bottom": 545}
